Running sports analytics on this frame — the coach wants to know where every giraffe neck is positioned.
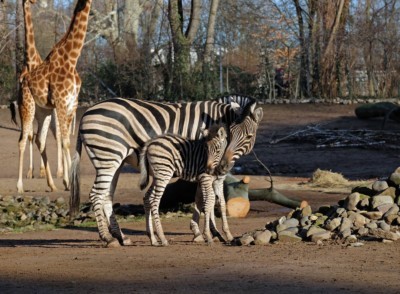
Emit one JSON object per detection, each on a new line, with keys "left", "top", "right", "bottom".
{"left": 23, "top": 0, "right": 42, "bottom": 72}
{"left": 55, "top": 0, "right": 92, "bottom": 68}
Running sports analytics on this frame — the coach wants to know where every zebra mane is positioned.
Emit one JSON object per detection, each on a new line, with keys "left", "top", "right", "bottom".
{"left": 216, "top": 94, "right": 257, "bottom": 109}
{"left": 216, "top": 94, "right": 257, "bottom": 123}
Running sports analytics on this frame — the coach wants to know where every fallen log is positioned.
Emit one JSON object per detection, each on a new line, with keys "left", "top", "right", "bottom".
{"left": 161, "top": 174, "right": 308, "bottom": 218}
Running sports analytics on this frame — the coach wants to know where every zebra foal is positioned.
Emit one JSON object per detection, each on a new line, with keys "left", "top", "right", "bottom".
{"left": 139, "top": 125, "right": 228, "bottom": 246}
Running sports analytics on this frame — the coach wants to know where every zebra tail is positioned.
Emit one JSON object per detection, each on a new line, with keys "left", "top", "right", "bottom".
{"left": 139, "top": 146, "right": 149, "bottom": 191}
{"left": 69, "top": 134, "right": 82, "bottom": 219}
{"left": 10, "top": 101, "right": 18, "bottom": 126}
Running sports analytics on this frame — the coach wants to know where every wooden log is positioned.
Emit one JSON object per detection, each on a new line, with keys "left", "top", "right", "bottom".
{"left": 224, "top": 174, "right": 250, "bottom": 218}
{"left": 160, "top": 174, "right": 307, "bottom": 217}
{"left": 248, "top": 188, "right": 308, "bottom": 209}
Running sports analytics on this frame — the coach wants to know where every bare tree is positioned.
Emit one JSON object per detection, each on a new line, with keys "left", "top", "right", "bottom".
{"left": 168, "top": 0, "right": 201, "bottom": 99}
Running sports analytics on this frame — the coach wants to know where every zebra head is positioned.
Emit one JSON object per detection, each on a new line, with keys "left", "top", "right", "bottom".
{"left": 218, "top": 104, "right": 263, "bottom": 174}
{"left": 202, "top": 125, "right": 228, "bottom": 175}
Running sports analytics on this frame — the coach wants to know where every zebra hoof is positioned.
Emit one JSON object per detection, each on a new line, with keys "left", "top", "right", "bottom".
{"left": 193, "top": 235, "right": 205, "bottom": 243}
{"left": 122, "top": 237, "right": 133, "bottom": 246}
{"left": 106, "top": 239, "right": 121, "bottom": 248}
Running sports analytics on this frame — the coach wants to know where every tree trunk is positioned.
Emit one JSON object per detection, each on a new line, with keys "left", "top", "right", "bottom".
{"left": 203, "top": 0, "right": 219, "bottom": 99}
{"left": 293, "top": 0, "right": 309, "bottom": 98}
{"left": 168, "top": 0, "right": 201, "bottom": 99}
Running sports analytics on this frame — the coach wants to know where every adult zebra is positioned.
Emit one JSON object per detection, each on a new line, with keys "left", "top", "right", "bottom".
{"left": 70, "top": 95, "right": 263, "bottom": 247}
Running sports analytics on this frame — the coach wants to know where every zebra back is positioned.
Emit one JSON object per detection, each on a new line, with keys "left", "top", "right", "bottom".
{"left": 139, "top": 124, "right": 227, "bottom": 190}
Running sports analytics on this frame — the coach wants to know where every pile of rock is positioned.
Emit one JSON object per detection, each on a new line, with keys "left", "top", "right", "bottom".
{"left": 235, "top": 168, "right": 400, "bottom": 246}
{"left": 0, "top": 195, "right": 180, "bottom": 231}
{"left": 0, "top": 195, "right": 70, "bottom": 231}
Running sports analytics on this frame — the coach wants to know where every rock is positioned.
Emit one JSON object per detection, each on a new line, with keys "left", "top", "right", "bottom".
{"left": 385, "top": 214, "right": 398, "bottom": 225}
{"left": 55, "top": 197, "right": 66, "bottom": 205}
{"left": 340, "top": 218, "right": 353, "bottom": 233}
{"left": 306, "top": 226, "right": 328, "bottom": 238}
{"left": 315, "top": 215, "right": 328, "bottom": 227}
{"left": 278, "top": 230, "right": 302, "bottom": 242}
{"left": 353, "top": 213, "right": 367, "bottom": 229}
{"left": 310, "top": 215, "right": 318, "bottom": 221}
{"left": 383, "top": 205, "right": 399, "bottom": 218}
{"left": 366, "top": 221, "right": 378, "bottom": 230}
{"left": 369, "top": 228, "right": 400, "bottom": 241}
{"left": 300, "top": 216, "right": 311, "bottom": 227}
{"left": 357, "top": 227, "right": 369, "bottom": 236}
{"left": 238, "top": 234, "right": 254, "bottom": 246}
{"left": 376, "top": 203, "right": 393, "bottom": 214}
{"left": 346, "top": 235, "right": 358, "bottom": 243}
{"left": 340, "top": 228, "right": 352, "bottom": 239}
{"left": 336, "top": 207, "right": 347, "bottom": 218}
{"left": 371, "top": 196, "right": 394, "bottom": 209}
{"left": 2, "top": 196, "right": 14, "bottom": 203}
{"left": 372, "top": 180, "right": 389, "bottom": 192}
{"left": 276, "top": 218, "right": 299, "bottom": 233}
{"left": 311, "top": 231, "right": 331, "bottom": 243}
{"left": 343, "top": 192, "right": 360, "bottom": 211}
{"left": 361, "top": 211, "right": 383, "bottom": 220}
{"left": 377, "top": 221, "right": 391, "bottom": 231}
{"left": 253, "top": 230, "right": 272, "bottom": 245}
{"left": 40, "top": 196, "right": 51, "bottom": 205}
{"left": 325, "top": 217, "right": 341, "bottom": 231}
{"left": 350, "top": 242, "right": 364, "bottom": 247}
{"left": 376, "top": 187, "right": 397, "bottom": 200}
{"left": 301, "top": 205, "right": 312, "bottom": 217}
{"left": 389, "top": 172, "right": 400, "bottom": 185}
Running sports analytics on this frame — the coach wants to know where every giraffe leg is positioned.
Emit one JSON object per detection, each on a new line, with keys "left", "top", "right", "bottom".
{"left": 17, "top": 85, "right": 35, "bottom": 193}
{"left": 26, "top": 134, "right": 34, "bottom": 179}
{"left": 52, "top": 110, "right": 63, "bottom": 179}
{"left": 56, "top": 108, "right": 72, "bottom": 191}
{"left": 35, "top": 108, "right": 57, "bottom": 192}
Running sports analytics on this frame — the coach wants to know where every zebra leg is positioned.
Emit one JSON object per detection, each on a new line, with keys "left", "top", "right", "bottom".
{"left": 90, "top": 190, "right": 119, "bottom": 247}
{"left": 190, "top": 185, "right": 205, "bottom": 243}
{"left": 89, "top": 170, "right": 120, "bottom": 247}
{"left": 150, "top": 178, "right": 170, "bottom": 246}
{"left": 199, "top": 175, "right": 216, "bottom": 245}
{"left": 108, "top": 166, "right": 133, "bottom": 246}
{"left": 213, "top": 176, "right": 234, "bottom": 241}
{"left": 143, "top": 186, "right": 159, "bottom": 246}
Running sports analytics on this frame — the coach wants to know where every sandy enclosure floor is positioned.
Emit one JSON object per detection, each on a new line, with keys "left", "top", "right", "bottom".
{"left": 0, "top": 103, "right": 400, "bottom": 293}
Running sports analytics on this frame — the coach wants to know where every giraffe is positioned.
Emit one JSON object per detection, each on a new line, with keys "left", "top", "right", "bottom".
{"left": 17, "top": 0, "right": 63, "bottom": 184}
{"left": 17, "top": 0, "right": 91, "bottom": 193}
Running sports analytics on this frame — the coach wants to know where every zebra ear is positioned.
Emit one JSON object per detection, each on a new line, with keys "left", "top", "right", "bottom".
{"left": 231, "top": 102, "right": 242, "bottom": 115}
{"left": 201, "top": 128, "right": 209, "bottom": 138}
{"left": 218, "top": 126, "right": 227, "bottom": 140}
{"left": 252, "top": 107, "right": 263, "bottom": 123}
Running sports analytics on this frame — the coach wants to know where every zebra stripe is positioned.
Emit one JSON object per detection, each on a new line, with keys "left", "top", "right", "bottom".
{"left": 70, "top": 95, "right": 262, "bottom": 247}
{"left": 139, "top": 125, "right": 227, "bottom": 246}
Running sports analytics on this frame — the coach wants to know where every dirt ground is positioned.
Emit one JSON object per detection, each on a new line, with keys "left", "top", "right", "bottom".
{"left": 0, "top": 103, "right": 400, "bottom": 293}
